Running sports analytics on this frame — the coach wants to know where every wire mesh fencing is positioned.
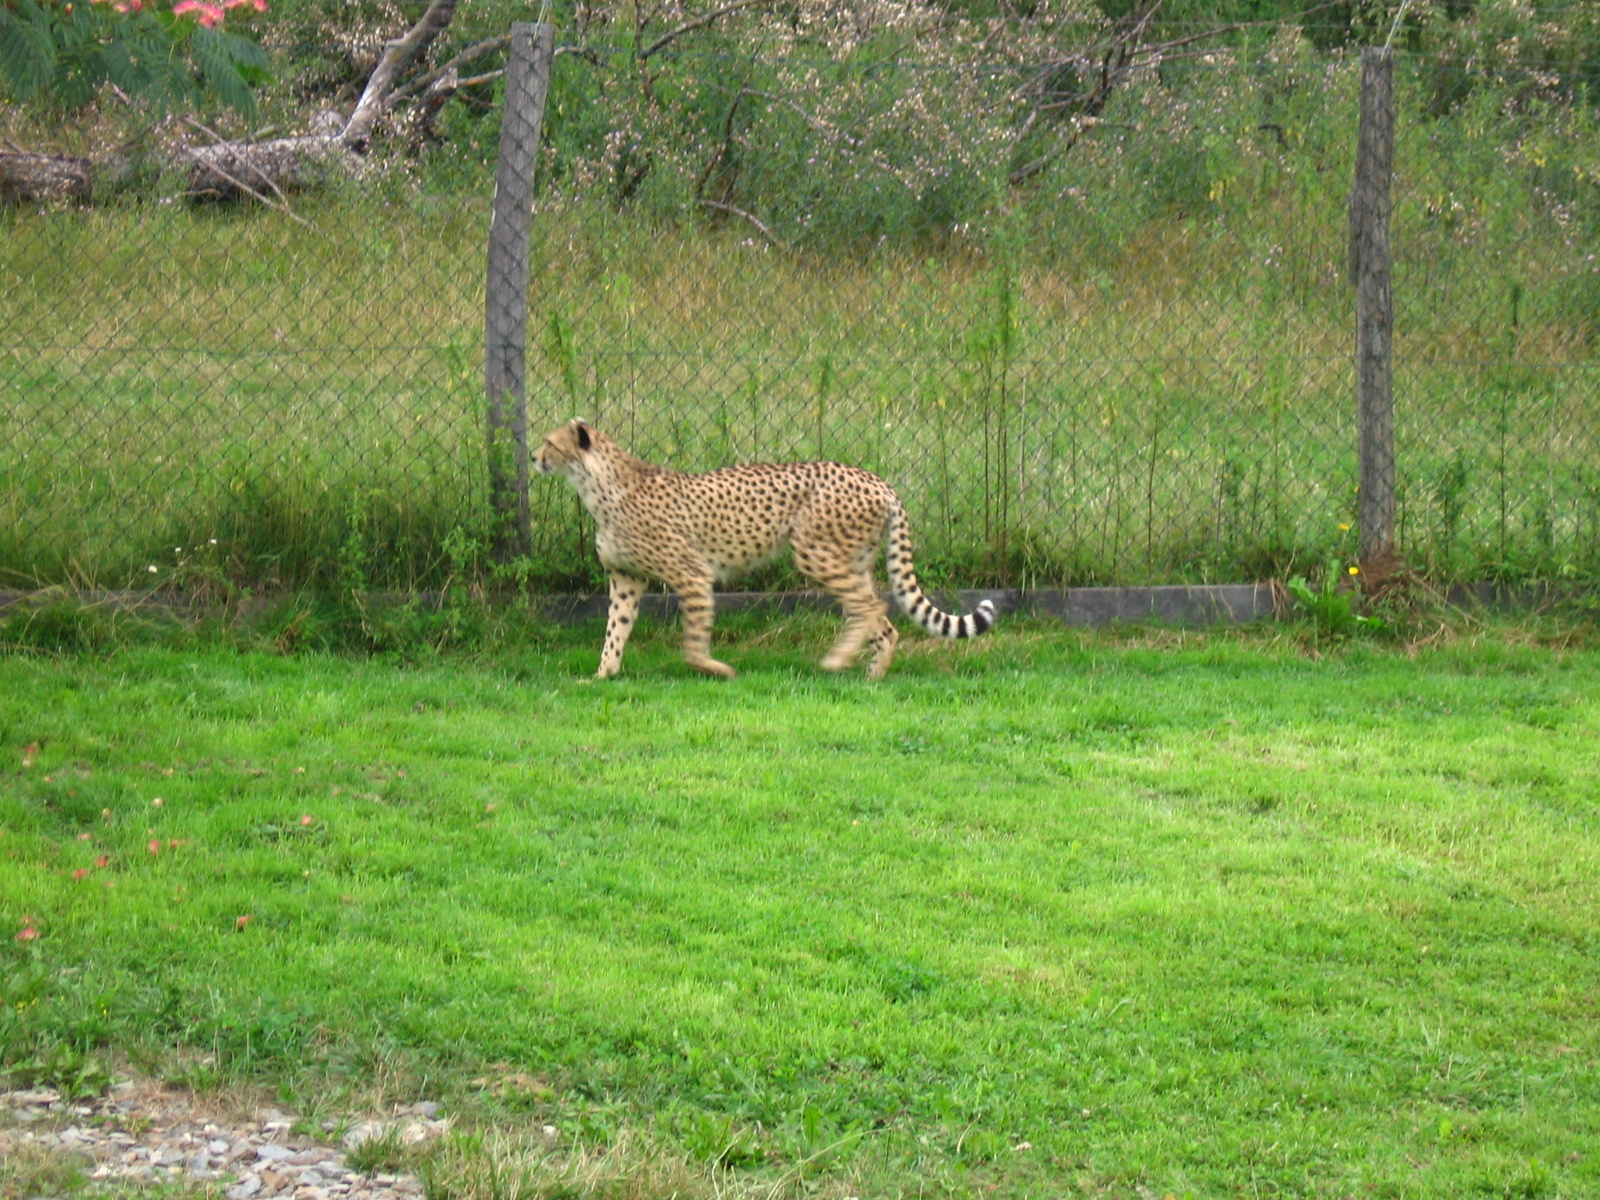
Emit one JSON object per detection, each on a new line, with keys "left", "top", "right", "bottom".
{"left": 2, "top": 43, "right": 1597, "bottom": 594}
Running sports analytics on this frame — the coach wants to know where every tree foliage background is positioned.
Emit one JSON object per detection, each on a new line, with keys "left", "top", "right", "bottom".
{"left": 0, "top": 0, "right": 270, "bottom": 114}
{"left": 4, "top": 0, "right": 1600, "bottom": 252}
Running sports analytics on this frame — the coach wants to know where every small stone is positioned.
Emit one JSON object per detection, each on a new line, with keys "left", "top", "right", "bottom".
{"left": 257, "top": 1144, "right": 296, "bottom": 1162}
{"left": 408, "top": 1102, "right": 441, "bottom": 1119}
{"left": 189, "top": 1149, "right": 213, "bottom": 1174}
{"left": 210, "top": 1138, "right": 231, "bottom": 1153}
{"left": 227, "top": 1176, "right": 264, "bottom": 1200}
{"left": 10, "top": 1089, "right": 61, "bottom": 1105}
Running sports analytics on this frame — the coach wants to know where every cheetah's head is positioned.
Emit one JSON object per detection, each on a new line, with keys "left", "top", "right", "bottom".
{"left": 534, "top": 419, "right": 598, "bottom": 480}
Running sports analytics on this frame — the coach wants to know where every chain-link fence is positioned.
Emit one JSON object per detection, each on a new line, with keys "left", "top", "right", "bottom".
{"left": 3, "top": 39, "right": 1598, "bottom": 593}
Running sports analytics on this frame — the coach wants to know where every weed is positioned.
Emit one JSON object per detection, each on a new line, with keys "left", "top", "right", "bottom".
{"left": 5, "top": 1044, "right": 112, "bottom": 1100}
{"left": 345, "top": 1125, "right": 410, "bottom": 1176}
{"left": 1287, "top": 559, "right": 1387, "bottom": 638}
{"left": 675, "top": 1110, "right": 764, "bottom": 1169}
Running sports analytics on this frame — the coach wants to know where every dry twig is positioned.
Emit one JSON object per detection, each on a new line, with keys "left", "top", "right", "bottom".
{"left": 699, "top": 198, "right": 785, "bottom": 248}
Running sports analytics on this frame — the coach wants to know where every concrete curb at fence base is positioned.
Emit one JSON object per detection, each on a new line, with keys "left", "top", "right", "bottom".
{"left": 0, "top": 582, "right": 1589, "bottom": 628}
{"left": 535, "top": 585, "right": 1277, "bottom": 626}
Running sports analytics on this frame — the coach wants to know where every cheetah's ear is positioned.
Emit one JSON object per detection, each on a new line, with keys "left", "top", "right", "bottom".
{"left": 573, "top": 420, "right": 592, "bottom": 451}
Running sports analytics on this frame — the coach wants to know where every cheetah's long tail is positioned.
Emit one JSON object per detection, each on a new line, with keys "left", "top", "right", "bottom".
{"left": 885, "top": 498, "right": 997, "bottom": 639}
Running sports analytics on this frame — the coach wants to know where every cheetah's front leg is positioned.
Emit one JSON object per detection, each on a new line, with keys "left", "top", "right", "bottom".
{"left": 675, "top": 577, "right": 736, "bottom": 679}
{"left": 597, "top": 571, "right": 647, "bottom": 679}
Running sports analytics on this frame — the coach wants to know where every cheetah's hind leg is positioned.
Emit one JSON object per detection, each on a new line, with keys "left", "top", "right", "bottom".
{"left": 675, "top": 577, "right": 737, "bottom": 679}
{"left": 818, "top": 571, "right": 889, "bottom": 674}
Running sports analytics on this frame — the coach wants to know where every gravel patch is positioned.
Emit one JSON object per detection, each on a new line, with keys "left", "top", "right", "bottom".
{"left": 1, "top": 1081, "right": 449, "bottom": 1198}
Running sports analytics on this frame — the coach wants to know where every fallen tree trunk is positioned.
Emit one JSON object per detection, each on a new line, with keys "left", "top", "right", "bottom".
{"left": 177, "top": 0, "right": 459, "bottom": 201}
{"left": 0, "top": 149, "right": 91, "bottom": 204}
{"left": 182, "top": 127, "right": 356, "bottom": 200}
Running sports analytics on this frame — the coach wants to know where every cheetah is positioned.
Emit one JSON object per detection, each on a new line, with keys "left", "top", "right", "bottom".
{"left": 534, "top": 419, "right": 997, "bottom": 680}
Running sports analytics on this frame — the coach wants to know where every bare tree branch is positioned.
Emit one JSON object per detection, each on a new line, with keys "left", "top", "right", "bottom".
{"left": 699, "top": 198, "right": 784, "bottom": 248}
{"left": 1007, "top": 0, "right": 1167, "bottom": 186}
{"left": 344, "top": 0, "right": 460, "bottom": 151}
{"left": 389, "top": 33, "right": 509, "bottom": 106}
{"left": 641, "top": 0, "right": 767, "bottom": 59}
{"left": 696, "top": 85, "right": 750, "bottom": 202}
{"left": 409, "top": 69, "right": 460, "bottom": 146}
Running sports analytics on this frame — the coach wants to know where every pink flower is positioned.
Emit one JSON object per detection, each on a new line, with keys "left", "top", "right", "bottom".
{"left": 172, "top": 0, "right": 224, "bottom": 25}
{"left": 73, "top": 869, "right": 90, "bottom": 880}
{"left": 299, "top": 814, "right": 314, "bottom": 826}
{"left": 236, "top": 914, "right": 252, "bottom": 931}
{"left": 95, "top": 855, "right": 110, "bottom": 868}
{"left": 16, "top": 925, "right": 38, "bottom": 942}
{"left": 147, "top": 839, "right": 162, "bottom": 856}
{"left": 223, "top": 0, "right": 268, "bottom": 9}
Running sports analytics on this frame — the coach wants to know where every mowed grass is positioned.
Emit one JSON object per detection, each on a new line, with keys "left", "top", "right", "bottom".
{"left": 3, "top": 618, "right": 1599, "bottom": 1198}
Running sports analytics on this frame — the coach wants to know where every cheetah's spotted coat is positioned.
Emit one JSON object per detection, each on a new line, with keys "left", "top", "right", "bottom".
{"left": 534, "top": 420, "right": 996, "bottom": 679}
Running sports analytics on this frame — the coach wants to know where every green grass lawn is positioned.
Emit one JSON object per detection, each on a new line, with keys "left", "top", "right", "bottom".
{"left": 3, "top": 617, "right": 1599, "bottom": 1198}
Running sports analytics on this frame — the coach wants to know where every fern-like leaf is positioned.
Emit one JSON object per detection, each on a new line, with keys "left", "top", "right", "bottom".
{"left": 0, "top": 2, "right": 57, "bottom": 99}
{"left": 190, "top": 25, "right": 258, "bottom": 117}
